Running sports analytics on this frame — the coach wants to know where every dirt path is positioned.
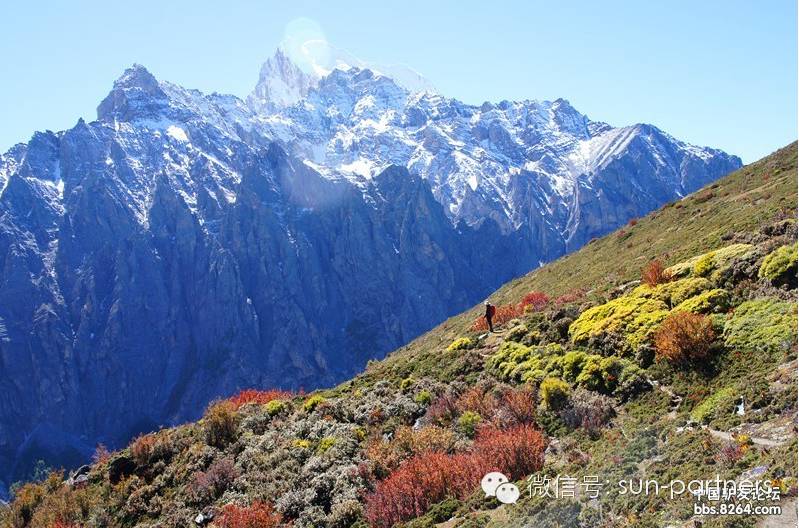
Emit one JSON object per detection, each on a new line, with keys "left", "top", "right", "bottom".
{"left": 648, "top": 378, "right": 683, "bottom": 419}
{"left": 650, "top": 378, "right": 788, "bottom": 448}
{"left": 757, "top": 497, "right": 797, "bottom": 528}
{"left": 705, "top": 427, "right": 786, "bottom": 448}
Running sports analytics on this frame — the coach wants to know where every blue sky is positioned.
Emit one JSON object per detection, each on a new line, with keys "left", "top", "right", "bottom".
{"left": 1, "top": 0, "right": 795, "bottom": 162}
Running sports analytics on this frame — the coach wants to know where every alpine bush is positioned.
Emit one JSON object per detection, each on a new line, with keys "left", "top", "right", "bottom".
{"left": 204, "top": 401, "right": 239, "bottom": 448}
{"left": 217, "top": 501, "right": 282, "bottom": 528}
{"left": 641, "top": 260, "right": 672, "bottom": 287}
{"left": 654, "top": 312, "right": 716, "bottom": 364}
{"left": 539, "top": 377, "right": 570, "bottom": 411}
{"left": 758, "top": 243, "right": 797, "bottom": 286}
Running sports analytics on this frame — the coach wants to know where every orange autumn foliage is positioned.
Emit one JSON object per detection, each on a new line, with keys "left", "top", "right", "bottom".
{"left": 217, "top": 501, "right": 283, "bottom": 528}
{"left": 641, "top": 259, "right": 673, "bottom": 287}
{"left": 227, "top": 389, "right": 295, "bottom": 410}
{"left": 654, "top": 312, "right": 716, "bottom": 363}
{"left": 470, "top": 304, "right": 522, "bottom": 332}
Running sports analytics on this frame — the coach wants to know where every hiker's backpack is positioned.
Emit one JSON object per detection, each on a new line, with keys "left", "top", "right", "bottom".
{"left": 488, "top": 305, "right": 496, "bottom": 318}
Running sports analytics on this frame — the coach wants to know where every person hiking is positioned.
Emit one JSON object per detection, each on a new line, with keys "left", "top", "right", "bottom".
{"left": 484, "top": 301, "right": 496, "bottom": 332}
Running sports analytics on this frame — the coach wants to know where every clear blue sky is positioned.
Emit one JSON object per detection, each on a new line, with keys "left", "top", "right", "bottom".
{"left": 1, "top": 0, "right": 795, "bottom": 163}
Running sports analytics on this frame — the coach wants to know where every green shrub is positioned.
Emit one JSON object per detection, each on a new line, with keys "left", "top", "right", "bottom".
{"left": 561, "top": 351, "right": 589, "bottom": 382}
{"left": 488, "top": 340, "right": 642, "bottom": 396}
{"left": 425, "top": 497, "right": 461, "bottom": 524}
{"left": 692, "top": 244, "right": 755, "bottom": 279}
{"left": 626, "top": 308, "right": 671, "bottom": 349}
{"left": 317, "top": 437, "right": 336, "bottom": 454}
{"left": 666, "top": 255, "right": 702, "bottom": 279}
{"left": 506, "top": 324, "right": 529, "bottom": 343}
{"left": 569, "top": 294, "right": 669, "bottom": 350}
{"left": 691, "top": 387, "right": 737, "bottom": 423}
{"left": 758, "top": 243, "right": 797, "bottom": 285}
{"left": 457, "top": 411, "right": 482, "bottom": 437}
{"left": 575, "top": 356, "right": 604, "bottom": 392}
{"left": 266, "top": 399, "right": 286, "bottom": 416}
{"left": 486, "top": 342, "right": 564, "bottom": 383}
{"left": 520, "top": 329, "right": 542, "bottom": 346}
{"left": 293, "top": 439, "right": 311, "bottom": 449}
{"left": 446, "top": 337, "right": 473, "bottom": 352}
{"left": 598, "top": 356, "right": 626, "bottom": 393}
{"left": 617, "top": 363, "right": 648, "bottom": 398}
{"left": 414, "top": 390, "right": 433, "bottom": 406}
{"left": 303, "top": 394, "right": 326, "bottom": 412}
{"left": 486, "top": 341, "right": 533, "bottom": 381}
{"left": 540, "top": 377, "right": 570, "bottom": 411}
{"left": 693, "top": 252, "right": 716, "bottom": 277}
{"left": 640, "top": 277, "right": 713, "bottom": 306}
{"left": 673, "top": 288, "right": 731, "bottom": 314}
{"left": 400, "top": 377, "right": 415, "bottom": 391}
{"left": 723, "top": 299, "right": 797, "bottom": 352}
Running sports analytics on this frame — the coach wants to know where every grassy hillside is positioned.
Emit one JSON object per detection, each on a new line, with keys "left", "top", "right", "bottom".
{"left": 368, "top": 142, "right": 797, "bottom": 380}
{"left": 1, "top": 143, "right": 796, "bottom": 528}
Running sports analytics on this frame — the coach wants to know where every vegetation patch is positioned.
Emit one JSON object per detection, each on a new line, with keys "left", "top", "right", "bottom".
{"left": 447, "top": 337, "right": 474, "bottom": 352}
{"left": 758, "top": 242, "right": 797, "bottom": 285}
{"left": 690, "top": 386, "right": 737, "bottom": 424}
{"left": 722, "top": 298, "right": 797, "bottom": 353}
{"left": 692, "top": 243, "right": 754, "bottom": 279}
{"left": 672, "top": 288, "right": 730, "bottom": 314}
{"left": 540, "top": 377, "right": 570, "bottom": 411}
{"left": 636, "top": 277, "right": 713, "bottom": 307}
{"left": 303, "top": 394, "right": 326, "bottom": 412}
{"left": 569, "top": 295, "right": 669, "bottom": 350}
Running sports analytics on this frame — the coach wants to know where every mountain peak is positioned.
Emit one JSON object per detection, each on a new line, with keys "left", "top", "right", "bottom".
{"left": 97, "top": 64, "right": 168, "bottom": 122}
{"left": 246, "top": 43, "right": 436, "bottom": 115}
{"left": 114, "top": 64, "right": 161, "bottom": 92}
{"left": 247, "top": 47, "right": 317, "bottom": 113}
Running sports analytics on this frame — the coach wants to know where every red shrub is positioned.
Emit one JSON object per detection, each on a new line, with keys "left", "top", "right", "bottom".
{"left": 365, "top": 451, "right": 488, "bottom": 528}
{"left": 642, "top": 259, "right": 673, "bottom": 287}
{"left": 189, "top": 457, "right": 238, "bottom": 503}
{"left": 519, "top": 291, "right": 549, "bottom": 312}
{"left": 470, "top": 304, "right": 522, "bottom": 332}
{"left": 228, "top": 389, "right": 294, "bottom": 410}
{"left": 654, "top": 312, "right": 716, "bottom": 363}
{"left": 368, "top": 406, "right": 385, "bottom": 425}
{"left": 474, "top": 425, "right": 547, "bottom": 480}
{"left": 455, "top": 386, "right": 499, "bottom": 417}
{"left": 130, "top": 433, "right": 158, "bottom": 465}
{"left": 554, "top": 289, "right": 586, "bottom": 306}
{"left": 217, "top": 501, "right": 282, "bottom": 528}
{"left": 471, "top": 317, "right": 489, "bottom": 332}
{"left": 496, "top": 387, "right": 537, "bottom": 427}
{"left": 365, "top": 424, "right": 548, "bottom": 527}
{"left": 715, "top": 442, "right": 745, "bottom": 468}
{"left": 92, "top": 443, "right": 110, "bottom": 465}
{"left": 628, "top": 218, "right": 638, "bottom": 226}
{"left": 424, "top": 393, "right": 459, "bottom": 425}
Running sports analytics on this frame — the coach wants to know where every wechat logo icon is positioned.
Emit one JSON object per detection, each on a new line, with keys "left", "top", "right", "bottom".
{"left": 481, "top": 472, "right": 520, "bottom": 504}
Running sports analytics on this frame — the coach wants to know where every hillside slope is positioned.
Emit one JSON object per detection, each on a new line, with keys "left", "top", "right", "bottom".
{"left": 0, "top": 57, "right": 740, "bottom": 490}
{"left": 1, "top": 143, "right": 795, "bottom": 528}
{"left": 374, "top": 142, "right": 797, "bottom": 373}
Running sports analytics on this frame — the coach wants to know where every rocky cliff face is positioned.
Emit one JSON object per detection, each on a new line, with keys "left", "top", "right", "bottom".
{"left": 0, "top": 52, "right": 741, "bottom": 493}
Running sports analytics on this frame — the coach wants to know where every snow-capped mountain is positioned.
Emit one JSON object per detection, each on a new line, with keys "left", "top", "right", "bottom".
{"left": 251, "top": 55, "right": 738, "bottom": 244}
{"left": 0, "top": 48, "right": 740, "bottom": 492}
